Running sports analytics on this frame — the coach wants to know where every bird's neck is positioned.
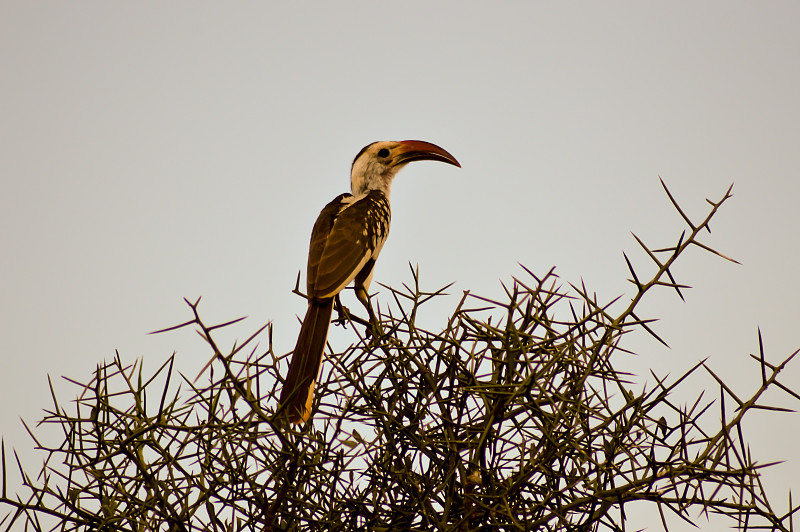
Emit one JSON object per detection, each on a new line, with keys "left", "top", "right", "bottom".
{"left": 351, "top": 169, "right": 393, "bottom": 198}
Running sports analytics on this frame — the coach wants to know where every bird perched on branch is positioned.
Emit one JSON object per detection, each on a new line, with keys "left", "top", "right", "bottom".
{"left": 279, "top": 140, "right": 460, "bottom": 424}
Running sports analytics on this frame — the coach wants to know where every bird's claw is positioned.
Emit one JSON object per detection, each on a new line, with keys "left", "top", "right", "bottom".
{"left": 333, "top": 298, "right": 353, "bottom": 328}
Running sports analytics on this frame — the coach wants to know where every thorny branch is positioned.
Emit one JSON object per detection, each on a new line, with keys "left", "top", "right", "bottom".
{"left": 1, "top": 182, "right": 797, "bottom": 531}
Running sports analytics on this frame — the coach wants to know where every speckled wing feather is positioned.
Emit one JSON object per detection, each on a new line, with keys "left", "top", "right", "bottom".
{"left": 306, "top": 193, "right": 351, "bottom": 297}
{"left": 309, "top": 190, "right": 391, "bottom": 299}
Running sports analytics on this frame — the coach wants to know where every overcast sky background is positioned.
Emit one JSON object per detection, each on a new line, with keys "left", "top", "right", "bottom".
{"left": 2, "top": 2, "right": 799, "bottom": 529}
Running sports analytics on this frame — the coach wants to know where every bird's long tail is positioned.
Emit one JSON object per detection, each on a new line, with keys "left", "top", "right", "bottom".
{"left": 279, "top": 298, "right": 334, "bottom": 423}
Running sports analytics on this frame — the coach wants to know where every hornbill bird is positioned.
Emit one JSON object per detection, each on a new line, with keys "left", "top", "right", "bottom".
{"left": 279, "top": 140, "right": 460, "bottom": 423}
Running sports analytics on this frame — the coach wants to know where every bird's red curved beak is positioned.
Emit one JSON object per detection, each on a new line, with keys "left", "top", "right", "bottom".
{"left": 392, "top": 140, "right": 461, "bottom": 168}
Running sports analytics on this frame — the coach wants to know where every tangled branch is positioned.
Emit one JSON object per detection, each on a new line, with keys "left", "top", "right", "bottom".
{"left": 2, "top": 183, "right": 797, "bottom": 531}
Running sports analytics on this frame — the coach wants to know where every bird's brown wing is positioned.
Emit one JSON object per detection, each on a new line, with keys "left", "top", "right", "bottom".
{"left": 309, "top": 191, "right": 390, "bottom": 299}
{"left": 306, "top": 193, "right": 350, "bottom": 297}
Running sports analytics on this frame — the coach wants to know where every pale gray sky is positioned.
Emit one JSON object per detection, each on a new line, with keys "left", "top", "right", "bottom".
{"left": 2, "top": 2, "right": 799, "bottom": 529}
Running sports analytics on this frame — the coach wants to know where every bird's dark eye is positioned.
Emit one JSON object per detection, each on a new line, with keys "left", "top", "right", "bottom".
{"left": 378, "top": 148, "right": 390, "bottom": 158}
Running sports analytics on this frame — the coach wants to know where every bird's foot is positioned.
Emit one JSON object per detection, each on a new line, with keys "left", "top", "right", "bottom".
{"left": 333, "top": 297, "right": 353, "bottom": 328}
{"left": 334, "top": 306, "right": 351, "bottom": 324}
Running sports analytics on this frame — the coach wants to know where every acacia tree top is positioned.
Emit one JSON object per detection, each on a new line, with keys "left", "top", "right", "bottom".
{"left": 2, "top": 183, "right": 797, "bottom": 531}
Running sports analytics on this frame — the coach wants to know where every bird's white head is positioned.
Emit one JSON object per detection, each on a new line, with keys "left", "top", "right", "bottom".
{"left": 350, "top": 140, "right": 460, "bottom": 197}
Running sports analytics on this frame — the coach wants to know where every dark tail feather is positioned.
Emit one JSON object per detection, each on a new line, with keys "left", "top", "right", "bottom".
{"left": 279, "top": 299, "right": 334, "bottom": 423}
